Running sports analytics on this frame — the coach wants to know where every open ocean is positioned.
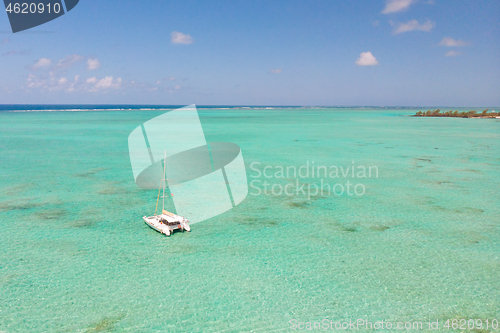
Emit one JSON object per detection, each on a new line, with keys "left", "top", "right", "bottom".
{"left": 0, "top": 106, "right": 499, "bottom": 332}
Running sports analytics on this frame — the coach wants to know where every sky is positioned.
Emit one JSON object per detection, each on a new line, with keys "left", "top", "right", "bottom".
{"left": 0, "top": 0, "right": 498, "bottom": 106}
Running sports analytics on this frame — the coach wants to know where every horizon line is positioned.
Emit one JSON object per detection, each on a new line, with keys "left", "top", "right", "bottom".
{"left": 0, "top": 104, "right": 498, "bottom": 109}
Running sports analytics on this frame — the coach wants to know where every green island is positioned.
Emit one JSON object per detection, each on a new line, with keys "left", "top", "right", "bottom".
{"left": 414, "top": 109, "right": 499, "bottom": 118}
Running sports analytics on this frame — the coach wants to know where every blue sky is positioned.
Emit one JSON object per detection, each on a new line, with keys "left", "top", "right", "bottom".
{"left": 0, "top": 0, "right": 498, "bottom": 106}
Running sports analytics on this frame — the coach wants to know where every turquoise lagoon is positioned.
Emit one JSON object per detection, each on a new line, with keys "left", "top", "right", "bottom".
{"left": 0, "top": 107, "right": 499, "bottom": 332}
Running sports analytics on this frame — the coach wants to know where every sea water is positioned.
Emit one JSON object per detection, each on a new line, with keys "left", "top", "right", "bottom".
{"left": 0, "top": 107, "right": 499, "bottom": 332}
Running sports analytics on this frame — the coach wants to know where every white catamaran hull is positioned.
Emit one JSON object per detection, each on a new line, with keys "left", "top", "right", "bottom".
{"left": 143, "top": 216, "right": 171, "bottom": 236}
{"left": 143, "top": 211, "right": 190, "bottom": 236}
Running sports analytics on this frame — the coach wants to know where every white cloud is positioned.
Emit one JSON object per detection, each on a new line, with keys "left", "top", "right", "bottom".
{"left": 94, "top": 76, "right": 122, "bottom": 90}
{"left": 33, "top": 58, "right": 52, "bottom": 69}
{"left": 26, "top": 70, "right": 124, "bottom": 93}
{"left": 75, "top": 76, "right": 123, "bottom": 92}
{"left": 29, "top": 54, "right": 88, "bottom": 73}
{"left": 87, "top": 58, "right": 101, "bottom": 70}
{"left": 171, "top": 31, "right": 194, "bottom": 45}
{"left": 95, "top": 76, "right": 113, "bottom": 89}
{"left": 392, "top": 19, "right": 435, "bottom": 34}
{"left": 439, "top": 37, "right": 469, "bottom": 47}
{"left": 270, "top": 69, "right": 282, "bottom": 74}
{"left": 81, "top": 76, "right": 122, "bottom": 92}
{"left": 27, "top": 74, "right": 45, "bottom": 88}
{"left": 355, "top": 52, "right": 379, "bottom": 66}
{"left": 56, "top": 54, "right": 84, "bottom": 70}
{"left": 445, "top": 50, "right": 461, "bottom": 57}
{"left": 372, "top": 20, "right": 380, "bottom": 27}
{"left": 67, "top": 75, "right": 79, "bottom": 92}
{"left": 26, "top": 74, "right": 69, "bottom": 91}
{"left": 382, "top": 0, "right": 414, "bottom": 14}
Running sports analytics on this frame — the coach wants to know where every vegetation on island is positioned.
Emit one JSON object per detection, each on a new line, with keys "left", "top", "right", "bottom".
{"left": 414, "top": 109, "right": 499, "bottom": 118}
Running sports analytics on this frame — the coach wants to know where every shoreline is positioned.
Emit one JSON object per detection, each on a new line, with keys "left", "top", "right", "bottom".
{"left": 414, "top": 109, "right": 499, "bottom": 118}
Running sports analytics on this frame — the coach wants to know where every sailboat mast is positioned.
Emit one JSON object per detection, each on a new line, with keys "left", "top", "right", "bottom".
{"left": 162, "top": 150, "right": 166, "bottom": 212}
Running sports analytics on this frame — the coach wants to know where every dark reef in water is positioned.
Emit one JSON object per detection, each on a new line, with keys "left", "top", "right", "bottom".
{"left": 74, "top": 168, "right": 109, "bottom": 178}
{"left": 370, "top": 225, "right": 390, "bottom": 231}
{"left": 288, "top": 201, "right": 309, "bottom": 209}
{"left": 86, "top": 314, "right": 125, "bottom": 332}
{"left": 240, "top": 216, "right": 278, "bottom": 227}
{"left": 4, "top": 183, "right": 33, "bottom": 196}
{"left": 36, "top": 209, "right": 67, "bottom": 220}
{"left": 0, "top": 199, "right": 44, "bottom": 211}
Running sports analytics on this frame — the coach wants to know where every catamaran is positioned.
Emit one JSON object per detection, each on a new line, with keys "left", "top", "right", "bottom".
{"left": 143, "top": 152, "right": 191, "bottom": 236}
